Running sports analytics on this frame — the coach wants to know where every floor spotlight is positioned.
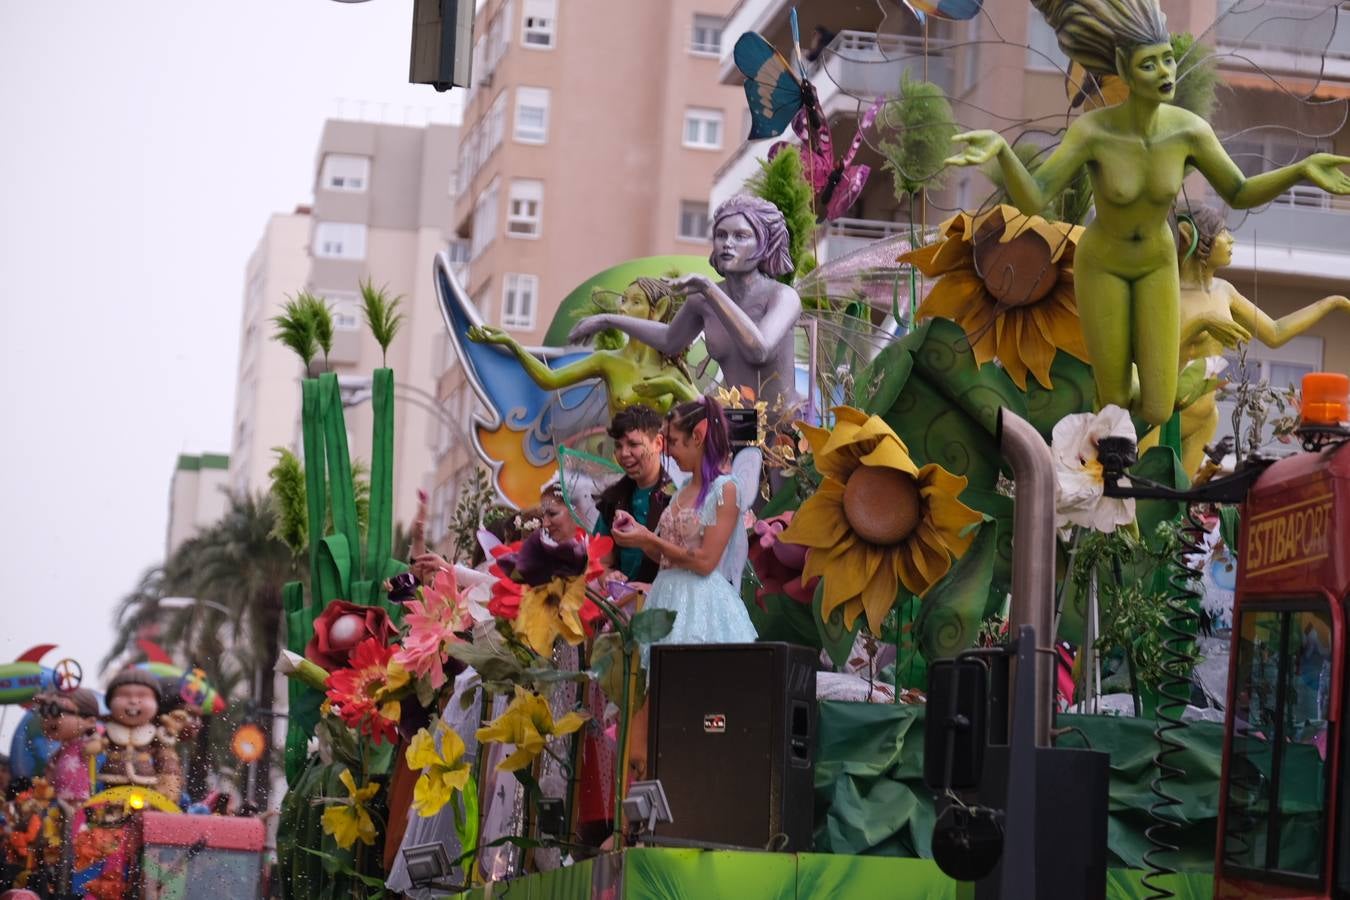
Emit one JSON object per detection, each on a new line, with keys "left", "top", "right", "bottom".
{"left": 622, "top": 779, "right": 673, "bottom": 839}
{"left": 401, "top": 841, "right": 456, "bottom": 890}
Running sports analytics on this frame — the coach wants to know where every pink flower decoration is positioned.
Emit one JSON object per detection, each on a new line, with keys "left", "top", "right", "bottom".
{"left": 747, "top": 512, "right": 818, "bottom": 608}
{"left": 394, "top": 570, "right": 472, "bottom": 690}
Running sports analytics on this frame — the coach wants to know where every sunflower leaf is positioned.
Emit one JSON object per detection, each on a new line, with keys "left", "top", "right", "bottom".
{"left": 915, "top": 520, "right": 997, "bottom": 661}
{"left": 814, "top": 579, "right": 863, "bottom": 670}
{"left": 627, "top": 608, "right": 677, "bottom": 646}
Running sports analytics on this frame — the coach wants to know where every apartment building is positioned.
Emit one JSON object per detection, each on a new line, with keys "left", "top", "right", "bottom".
{"left": 425, "top": 0, "right": 742, "bottom": 547}
{"left": 713, "top": 0, "right": 1350, "bottom": 438}
{"left": 230, "top": 118, "right": 462, "bottom": 532}
{"left": 165, "top": 453, "right": 230, "bottom": 557}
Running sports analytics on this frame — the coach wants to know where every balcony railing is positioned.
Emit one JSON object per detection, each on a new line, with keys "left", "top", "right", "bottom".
{"left": 1216, "top": 187, "right": 1350, "bottom": 254}
{"left": 817, "top": 217, "right": 911, "bottom": 261}
{"left": 813, "top": 30, "right": 955, "bottom": 103}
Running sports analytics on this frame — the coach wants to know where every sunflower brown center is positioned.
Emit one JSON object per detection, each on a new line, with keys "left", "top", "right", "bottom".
{"left": 842, "top": 466, "right": 922, "bottom": 545}
{"left": 972, "top": 227, "right": 1058, "bottom": 307}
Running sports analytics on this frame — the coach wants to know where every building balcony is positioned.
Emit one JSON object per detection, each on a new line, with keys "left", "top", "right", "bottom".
{"left": 817, "top": 217, "right": 910, "bottom": 262}
{"left": 711, "top": 29, "right": 954, "bottom": 210}
{"left": 1216, "top": 187, "right": 1350, "bottom": 279}
{"left": 1215, "top": 0, "right": 1350, "bottom": 82}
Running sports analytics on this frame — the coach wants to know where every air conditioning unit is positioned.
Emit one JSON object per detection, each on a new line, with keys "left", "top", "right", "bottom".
{"left": 409, "top": 0, "right": 475, "bottom": 92}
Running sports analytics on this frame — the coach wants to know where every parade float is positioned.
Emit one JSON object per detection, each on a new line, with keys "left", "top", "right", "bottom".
{"left": 188, "top": 0, "right": 1350, "bottom": 898}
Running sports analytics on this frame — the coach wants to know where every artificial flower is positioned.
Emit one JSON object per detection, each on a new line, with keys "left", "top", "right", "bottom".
{"left": 1051, "top": 404, "right": 1137, "bottom": 536}
{"left": 747, "top": 512, "right": 817, "bottom": 607}
{"left": 475, "top": 685, "right": 588, "bottom": 772}
{"left": 325, "top": 638, "right": 405, "bottom": 744}
{"left": 781, "top": 407, "right": 983, "bottom": 634}
{"left": 901, "top": 204, "right": 1088, "bottom": 390}
{"left": 306, "top": 599, "right": 397, "bottom": 672}
{"left": 406, "top": 722, "right": 472, "bottom": 818}
{"left": 515, "top": 575, "right": 592, "bottom": 655}
{"left": 320, "top": 768, "right": 379, "bottom": 849}
{"left": 488, "top": 531, "right": 613, "bottom": 646}
{"left": 395, "top": 569, "right": 473, "bottom": 691}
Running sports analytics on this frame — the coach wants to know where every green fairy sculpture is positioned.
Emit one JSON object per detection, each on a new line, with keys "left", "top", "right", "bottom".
{"left": 945, "top": 0, "right": 1350, "bottom": 426}
{"left": 1172, "top": 206, "right": 1350, "bottom": 474}
{"left": 468, "top": 277, "right": 699, "bottom": 417}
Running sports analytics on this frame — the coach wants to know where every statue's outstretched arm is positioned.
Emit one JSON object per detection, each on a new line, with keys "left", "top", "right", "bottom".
{"left": 469, "top": 325, "right": 605, "bottom": 390}
{"left": 945, "top": 121, "right": 1089, "bottom": 217}
{"left": 679, "top": 276, "right": 799, "bottom": 366}
{"left": 1229, "top": 285, "right": 1350, "bottom": 348}
{"left": 568, "top": 301, "right": 703, "bottom": 356}
{"left": 1192, "top": 123, "right": 1350, "bottom": 208}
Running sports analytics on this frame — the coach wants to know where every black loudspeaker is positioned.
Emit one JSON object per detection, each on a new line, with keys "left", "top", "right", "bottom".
{"left": 647, "top": 643, "right": 817, "bottom": 851}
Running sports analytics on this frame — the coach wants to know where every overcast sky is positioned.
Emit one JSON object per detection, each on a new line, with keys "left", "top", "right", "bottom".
{"left": 0, "top": 1, "right": 461, "bottom": 746}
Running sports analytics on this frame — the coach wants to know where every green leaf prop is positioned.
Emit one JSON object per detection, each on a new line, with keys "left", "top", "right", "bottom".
{"left": 814, "top": 579, "right": 863, "bottom": 671}
{"left": 915, "top": 520, "right": 997, "bottom": 660}
{"left": 627, "top": 608, "right": 677, "bottom": 646}
{"left": 1023, "top": 352, "right": 1098, "bottom": 442}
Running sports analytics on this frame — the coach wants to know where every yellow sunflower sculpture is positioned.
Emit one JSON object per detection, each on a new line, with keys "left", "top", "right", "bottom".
{"left": 900, "top": 204, "right": 1087, "bottom": 390}
{"left": 781, "top": 407, "right": 983, "bottom": 634}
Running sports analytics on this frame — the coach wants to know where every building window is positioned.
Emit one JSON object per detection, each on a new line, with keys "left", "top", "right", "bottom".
{"left": 502, "top": 274, "right": 539, "bottom": 329}
{"left": 484, "top": 91, "right": 508, "bottom": 160}
{"left": 514, "top": 86, "right": 550, "bottom": 143}
{"left": 320, "top": 154, "right": 370, "bottom": 192}
{"left": 507, "top": 179, "right": 544, "bottom": 237}
{"left": 447, "top": 239, "right": 471, "bottom": 266}
{"left": 522, "top": 0, "right": 556, "bottom": 48}
{"left": 690, "top": 14, "right": 723, "bottom": 56}
{"left": 316, "top": 289, "right": 362, "bottom": 330}
{"left": 678, "top": 200, "right": 710, "bottom": 241}
{"left": 471, "top": 179, "right": 501, "bottom": 258}
{"left": 683, "top": 107, "right": 723, "bottom": 149}
{"left": 313, "top": 222, "right": 367, "bottom": 260}
{"left": 1026, "top": 10, "right": 1069, "bottom": 71}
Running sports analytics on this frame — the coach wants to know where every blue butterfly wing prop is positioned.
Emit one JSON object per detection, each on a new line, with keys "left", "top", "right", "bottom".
{"left": 434, "top": 255, "right": 608, "bottom": 495}
{"left": 734, "top": 32, "right": 807, "bottom": 140}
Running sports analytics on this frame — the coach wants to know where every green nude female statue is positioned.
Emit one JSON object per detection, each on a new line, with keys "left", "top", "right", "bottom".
{"left": 468, "top": 276, "right": 699, "bottom": 416}
{"left": 1172, "top": 206, "right": 1350, "bottom": 474}
{"left": 945, "top": 0, "right": 1350, "bottom": 426}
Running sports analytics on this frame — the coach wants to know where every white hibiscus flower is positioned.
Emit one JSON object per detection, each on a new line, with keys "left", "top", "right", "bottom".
{"left": 1051, "top": 404, "right": 1137, "bottom": 537}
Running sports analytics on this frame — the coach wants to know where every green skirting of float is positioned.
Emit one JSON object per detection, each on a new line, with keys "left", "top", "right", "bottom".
{"left": 461, "top": 849, "right": 1214, "bottom": 898}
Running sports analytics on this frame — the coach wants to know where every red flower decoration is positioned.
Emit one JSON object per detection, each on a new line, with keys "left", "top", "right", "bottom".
{"left": 325, "top": 638, "right": 401, "bottom": 744}
{"left": 748, "top": 512, "right": 818, "bottom": 608}
{"left": 306, "top": 599, "right": 397, "bottom": 672}
{"left": 487, "top": 528, "right": 613, "bottom": 637}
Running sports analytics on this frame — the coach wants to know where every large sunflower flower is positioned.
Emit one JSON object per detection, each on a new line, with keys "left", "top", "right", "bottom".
{"left": 475, "top": 685, "right": 588, "bottom": 772}
{"left": 781, "top": 407, "right": 983, "bottom": 634}
{"left": 900, "top": 204, "right": 1087, "bottom": 390}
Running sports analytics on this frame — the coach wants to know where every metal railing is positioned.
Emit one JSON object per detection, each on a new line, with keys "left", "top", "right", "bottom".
{"left": 1215, "top": 0, "right": 1350, "bottom": 61}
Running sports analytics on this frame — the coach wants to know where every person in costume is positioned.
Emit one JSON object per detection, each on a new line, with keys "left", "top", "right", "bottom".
{"left": 468, "top": 277, "right": 699, "bottom": 416}
{"left": 1171, "top": 205, "right": 1350, "bottom": 473}
{"left": 610, "top": 396, "right": 759, "bottom": 652}
{"left": 944, "top": 0, "right": 1350, "bottom": 427}
{"left": 569, "top": 195, "right": 804, "bottom": 423}
{"left": 593, "top": 404, "right": 672, "bottom": 585}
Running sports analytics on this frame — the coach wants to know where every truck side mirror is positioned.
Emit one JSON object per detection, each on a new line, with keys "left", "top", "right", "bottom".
{"left": 924, "top": 657, "right": 989, "bottom": 792}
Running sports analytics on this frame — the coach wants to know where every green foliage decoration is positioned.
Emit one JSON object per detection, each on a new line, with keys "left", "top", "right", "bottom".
{"left": 272, "top": 297, "right": 319, "bottom": 370}
{"left": 269, "top": 448, "right": 308, "bottom": 556}
{"left": 746, "top": 144, "right": 818, "bottom": 280}
{"left": 1172, "top": 33, "right": 1219, "bottom": 122}
{"left": 360, "top": 278, "right": 405, "bottom": 367}
{"left": 879, "top": 72, "right": 959, "bottom": 202}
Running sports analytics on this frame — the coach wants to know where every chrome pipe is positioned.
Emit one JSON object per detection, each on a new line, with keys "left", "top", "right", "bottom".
{"left": 998, "top": 409, "right": 1056, "bottom": 747}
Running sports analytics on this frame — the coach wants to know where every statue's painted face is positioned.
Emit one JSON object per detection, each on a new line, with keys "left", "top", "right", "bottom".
{"left": 618, "top": 285, "right": 654, "bottom": 319}
{"left": 1209, "top": 229, "right": 1234, "bottom": 269}
{"left": 711, "top": 213, "right": 761, "bottom": 275}
{"left": 39, "top": 697, "right": 93, "bottom": 742}
{"left": 109, "top": 683, "right": 159, "bottom": 728}
{"left": 1124, "top": 42, "right": 1176, "bottom": 103}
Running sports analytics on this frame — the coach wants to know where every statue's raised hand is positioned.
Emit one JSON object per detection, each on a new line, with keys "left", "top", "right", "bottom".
{"left": 468, "top": 324, "right": 513, "bottom": 345}
{"left": 665, "top": 273, "right": 715, "bottom": 297}
{"left": 567, "top": 315, "right": 611, "bottom": 344}
{"left": 944, "top": 130, "right": 1008, "bottom": 168}
{"left": 1302, "top": 154, "right": 1350, "bottom": 195}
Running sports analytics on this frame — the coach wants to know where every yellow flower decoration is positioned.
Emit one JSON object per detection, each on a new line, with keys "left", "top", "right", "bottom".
{"left": 475, "top": 686, "right": 589, "bottom": 772}
{"left": 900, "top": 204, "right": 1088, "bottom": 390}
{"left": 782, "top": 407, "right": 983, "bottom": 634}
{"left": 406, "top": 722, "right": 472, "bottom": 818}
{"left": 516, "top": 576, "right": 589, "bottom": 655}
{"left": 320, "top": 768, "right": 379, "bottom": 849}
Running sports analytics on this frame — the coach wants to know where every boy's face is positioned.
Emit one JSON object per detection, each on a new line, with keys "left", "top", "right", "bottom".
{"left": 614, "top": 428, "right": 664, "bottom": 485}
{"left": 109, "top": 683, "right": 158, "bottom": 727}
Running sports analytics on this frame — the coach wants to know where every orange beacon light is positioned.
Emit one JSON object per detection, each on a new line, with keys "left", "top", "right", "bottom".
{"left": 1301, "top": 372, "right": 1350, "bottom": 428}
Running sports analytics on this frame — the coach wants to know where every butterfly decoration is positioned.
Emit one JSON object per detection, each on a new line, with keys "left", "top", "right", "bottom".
{"left": 769, "top": 96, "right": 885, "bottom": 222}
{"left": 891, "top": 0, "right": 983, "bottom": 24}
{"left": 733, "top": 10, "right": 822, "bottom": 140}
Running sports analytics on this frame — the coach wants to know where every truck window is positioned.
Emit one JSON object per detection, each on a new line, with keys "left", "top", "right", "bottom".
{"left": 1223, "top": 604, "right": 1331, "bottom": 885}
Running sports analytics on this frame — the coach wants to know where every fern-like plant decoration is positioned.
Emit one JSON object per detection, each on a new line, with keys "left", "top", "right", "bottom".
{"left": 350, "top": 458, "right": 371, "bottom": 547}
{"left": 268, "top": 447, "right": 308, "bottom": 556}
{"left": 878, "top": 72, "right": 958, "bottom": 203}
{"left": 1172, "top": 33, "right": 1219, "bottom": 121}
{"left": 271, "top": 297, "right": 318, "bottom": 371}
{"left": 746, "top": 145, "right": 817, "bottom": 281}
{"left": 360, "top": 278, "right": 405, "bottom": 367}
{"left": 294, "top": 292, "right": 334, "bottom": 371}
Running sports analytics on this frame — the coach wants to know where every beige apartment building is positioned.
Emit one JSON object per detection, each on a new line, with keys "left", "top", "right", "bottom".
{"left": 230, "top": 118, "right": 463, "bottom": 533}
{"left": 714, "top": 0, "right": 1350, "bottom": 439}
{"left": 165, "top": 452, "right": 230, "bottom": 557}
{"left": 426, "top": 0, "right": 742, "bottom": 549}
